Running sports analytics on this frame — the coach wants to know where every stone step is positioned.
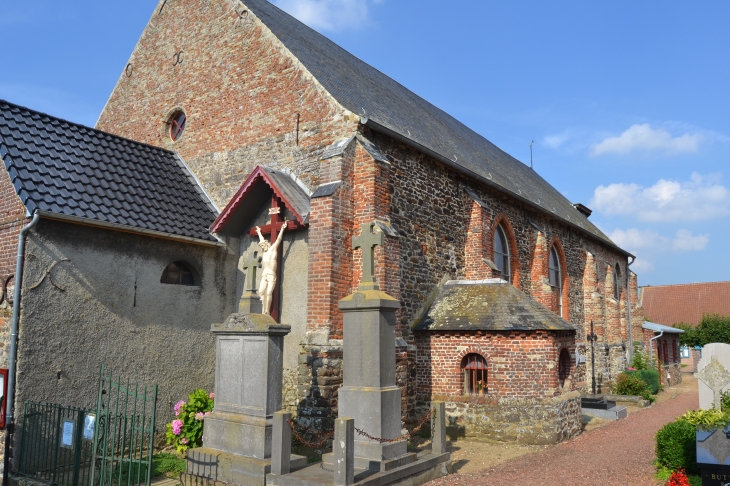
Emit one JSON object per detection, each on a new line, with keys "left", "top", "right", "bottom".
{"left": 582, "top": 405, "right": 628, "bottom": 421}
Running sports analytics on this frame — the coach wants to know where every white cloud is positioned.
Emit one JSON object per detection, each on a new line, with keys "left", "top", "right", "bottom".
{"left": 608, "top": 227, "right": 709, "bottom": 274}
{"left": 271, "top": 0, "right": 382, "bottom": 31}
{"left": 609, "top": 228, "right": 709, "bottom": 253}
{"left": 543, "top": 130, "right": 571, "bottom": 149}
{"left": 590, "top": 123, "right": 704, "bottom": 156}
{"left": 591, "top": 172, "right": 730, "bottom": 222}
{"left": 671, "top": 229, "right": 710, "bottom": 252}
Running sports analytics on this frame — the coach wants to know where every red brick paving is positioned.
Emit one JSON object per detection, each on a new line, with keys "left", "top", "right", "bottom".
{"left": 428, "top": 385, "right": 698, "bottom": 486}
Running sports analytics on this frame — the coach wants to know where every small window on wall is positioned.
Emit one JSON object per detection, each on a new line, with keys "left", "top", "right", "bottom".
{"left": 169, "top": 110, "right": 187, "bottom": 142}
{"left": 493, "top": 225, "right": 511, "bottom": 282}
{"left": 558, "top": 349, "right": 571, "bottom": 388}
{"left": 161, "top": 262, "right": 195, "bottom": 286}
{"left": 462, "top": 354, "right": 488, "bottom": 395}
{"left": 614, "top": 264, "right": 621, "bottom": 300}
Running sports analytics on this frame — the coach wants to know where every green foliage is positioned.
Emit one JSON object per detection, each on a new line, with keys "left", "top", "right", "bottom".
{"left": 613, "top": 372, "right": 655, "bottom": 402}
{"left": 165, "top": 389, "right": 215, "bottom": 453}
{"left": 679, "top": 409, "right": 730, "bottom": 429}
{"left": 722, "top": 390, "right": 730, "bottom": 412}
{"left": 677, "top": 313, "right": 730, "bottom": 347}
{"left": 626, "top": 369, "right": 660, "bottom": 394}
{"left": 630, "top": 348, "right": 653, "bottom": 371}
{"left": 151, "top": 453, "right": 187, "bottom": 478}
{"left": 655, "top": 418, "right": 698, "bottom": 474}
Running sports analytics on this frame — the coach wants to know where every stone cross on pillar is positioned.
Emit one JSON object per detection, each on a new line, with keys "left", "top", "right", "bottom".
{"left": 239, "top": 251, "right": 262, "bottom": 314}
{"left": 242, "top": 251, "right": 261, "bottom": 292}
{"left": 695, "top": 356, "right": 730, "bottom": 410}
{"left": 353, "top": 222, "right": 384, "bottom": 291}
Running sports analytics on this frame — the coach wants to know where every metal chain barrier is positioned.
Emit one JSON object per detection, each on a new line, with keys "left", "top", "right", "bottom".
{"left": 354, "top": 408, "right": 434, "bottom": 444}
{"left": 287, "top": 418, "right": 335, "bottom": 449}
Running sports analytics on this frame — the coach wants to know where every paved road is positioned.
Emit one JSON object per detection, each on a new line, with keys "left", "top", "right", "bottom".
{"left": 428, "top": 378, "right": 698, "bottom": 486}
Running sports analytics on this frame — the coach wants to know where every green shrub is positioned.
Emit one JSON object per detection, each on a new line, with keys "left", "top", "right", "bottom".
{"left": 631, "top": 348, "right": 653, "bottom": 371}
{"left": 655, "top": 418, "right": 698, "bottom": 474}
{"left": 613, "top": 372, "right": 651, "bottom": 400}
{"left": 165, "top": 389, "right": 215, "bottom": 453}
{"left": 722, "top": 390, "right": 730, "bottom": 412}
{"left": 677, "top": 313, "right": 730, "bottom": 347}
{"left": 680, "top": 409, "right": 730, "bottom": 429}
{"left": 627, "top": 369, "right": 660, "bottom": 394}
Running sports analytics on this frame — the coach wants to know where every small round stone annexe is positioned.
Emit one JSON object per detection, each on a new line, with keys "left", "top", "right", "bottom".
{"left": 414, "top": 279, "right": 582, "bottom": 444}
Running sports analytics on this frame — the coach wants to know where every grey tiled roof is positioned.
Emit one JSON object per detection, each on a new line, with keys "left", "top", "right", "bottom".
{"left": 0, "top": 100, "right": 218, "bottom": 242}
{"left": 243, "top": 0, "right": 622, "bottom": 251}
{"left": 414, "top": 279, "right": 577, "bottom": 332}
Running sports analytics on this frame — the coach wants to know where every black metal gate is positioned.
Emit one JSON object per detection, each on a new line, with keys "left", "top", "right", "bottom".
{"left": 17, "top": 403, "right": 95, "bottom": 485}
{"left": 16, "top": 364, "right": 158, "bottom": 486}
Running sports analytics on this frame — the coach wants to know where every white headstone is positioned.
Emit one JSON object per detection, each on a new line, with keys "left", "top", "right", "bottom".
{"left": 694, "top": 343, "right": 730, "bottom": 410}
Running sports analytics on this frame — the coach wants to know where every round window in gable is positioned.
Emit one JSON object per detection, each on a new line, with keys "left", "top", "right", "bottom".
{"left": 161, "top": 261, "right": 196, "bottom": 286}
{"left": 168, "top": 110, "right": 187, "bottom": 142}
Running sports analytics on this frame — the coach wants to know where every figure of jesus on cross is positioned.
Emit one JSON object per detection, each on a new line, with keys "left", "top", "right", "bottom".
{"left": 256, "top": 222, "right": 286, "bottom": 315}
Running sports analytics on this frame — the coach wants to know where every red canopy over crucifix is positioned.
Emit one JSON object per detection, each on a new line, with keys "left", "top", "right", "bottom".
{"left": 210, "top": 166, "right": 310, "bottom": 322}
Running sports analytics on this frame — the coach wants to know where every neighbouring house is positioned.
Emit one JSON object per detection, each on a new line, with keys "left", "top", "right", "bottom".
{"left": 642, "top": 321, "right": 684, "bottom": 386}
{"left": 641, "top": 281, "right": 730, "bottom": 370}
{"left": 0, "top": 0, "right": 646, "bottom": 455}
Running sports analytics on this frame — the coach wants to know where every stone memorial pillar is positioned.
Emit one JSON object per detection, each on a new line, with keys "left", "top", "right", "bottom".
{"left": 324, "top": 222, "right": 415, "bottom": 472}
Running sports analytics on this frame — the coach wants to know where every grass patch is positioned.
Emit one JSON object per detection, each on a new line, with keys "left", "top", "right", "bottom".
{"left": 152, "top": 453, "right": 187, "bottom": 478}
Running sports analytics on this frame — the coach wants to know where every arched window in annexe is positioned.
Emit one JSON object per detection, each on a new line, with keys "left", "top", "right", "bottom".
{"left": 614, "top": 264, "right": 622, "bottom": 300}
{"left": 548, "top": 245, "right": 562, "bottom": 317}
{"left": 493, "top": 224, "right": 511, "bottom": 283}
{"left": 161, "top": 261, "right": 196, "bottom": 286}
{"left": 558, "top": 349, "right": 572, "bottom": 388}
{"left": 462, "top": 354, "right": 488, "bottom": 395}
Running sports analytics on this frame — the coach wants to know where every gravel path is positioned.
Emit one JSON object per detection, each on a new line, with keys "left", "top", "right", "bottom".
{"left": 428, "top": 381, "right": 698, "bottom": 486}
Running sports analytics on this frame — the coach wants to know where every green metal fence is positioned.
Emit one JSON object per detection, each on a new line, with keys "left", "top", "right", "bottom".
{"left": 90, "top": 364, "right": 158, "bottom": 486}
{"left": 18, "top": 402, "right": 95, "bottom": 486}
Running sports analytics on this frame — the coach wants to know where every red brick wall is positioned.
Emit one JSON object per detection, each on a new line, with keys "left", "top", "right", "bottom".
{"left": 464, "top": 201, "right": 488, "bottom": 280}
{"left": 415, "top": 330, "right": 575, "bottom": 399}
{"left": 96, "top": 0, "right": 359, "bottom": 207}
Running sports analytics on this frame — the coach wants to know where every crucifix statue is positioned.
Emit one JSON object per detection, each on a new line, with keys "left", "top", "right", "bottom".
{"left": 587, "top": 320, "right": 598, "bottom": 396}
{"left": 256, "top": 222, "right": 286, "bottom": 315}
{"left": 353, "top": 222, "right": 384, "bottom": 291}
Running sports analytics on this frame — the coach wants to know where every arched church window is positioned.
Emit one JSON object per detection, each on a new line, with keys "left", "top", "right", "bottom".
{"left": 462, "top": 354, "right": 488, "bottom": 395}
{"left": 558, "top": 349, "right": 571, "bottom": 388}
{"left": 493, "top": 224, "right": 510, "bottom": 282}
{"left": 549, "top": 245, "right": 562, "bottom": 316}
{"left": 161, "top": 261, "right": 195, "bottom": 286}
{"left": 169, "top": 110, "right": 187, "bottom": 142}
{"left": 614, "top": 263, "right": 621, "bottom": 300}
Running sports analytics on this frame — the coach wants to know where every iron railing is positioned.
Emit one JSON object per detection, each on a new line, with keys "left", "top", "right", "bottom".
{"left": 90, "top": 364, "right": 158, "bottom": 486}
{"left": 18, "top": 402, "right": 95, "bottom": 486}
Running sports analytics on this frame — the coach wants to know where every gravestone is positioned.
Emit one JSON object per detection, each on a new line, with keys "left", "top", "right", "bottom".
{"left": 694, "top": 343, "right": 730, "bottom": 410}
{"left": 696, "top": 428, "right": 730, "bottom": 485}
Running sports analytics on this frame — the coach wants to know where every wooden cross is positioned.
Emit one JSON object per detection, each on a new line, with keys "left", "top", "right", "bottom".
{"left": 242, "top": 251, "right": 261, "bottom": 293}
{"left": 353, "top": 222, "right": 384, "bottom": 290}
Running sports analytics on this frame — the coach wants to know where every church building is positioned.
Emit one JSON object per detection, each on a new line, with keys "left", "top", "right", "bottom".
{"left": 0, "top": 0, "right": 644, "bottom": 450}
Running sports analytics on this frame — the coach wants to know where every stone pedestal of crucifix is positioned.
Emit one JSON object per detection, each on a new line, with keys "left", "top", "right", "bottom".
{"left": 322, "top": 222, "right": 415, "bottom": 472}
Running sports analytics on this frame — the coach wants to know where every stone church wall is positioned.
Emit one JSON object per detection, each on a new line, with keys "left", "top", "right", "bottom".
{"left": 13, "top": 219, "right": 237, "bottom": 452}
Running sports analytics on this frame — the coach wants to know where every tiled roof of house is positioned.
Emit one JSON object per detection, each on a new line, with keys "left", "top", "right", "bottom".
{"left": 242, "top": 0, "right": 626, "bottom": 254}
{"left": 414, "top": 279, "right": 577, "bottom": 332}
{"left": 641, "top": 281, "right": 730, "bottom": 327}
{"left": 0, "top": 100, "right": 219, "bottom": 243}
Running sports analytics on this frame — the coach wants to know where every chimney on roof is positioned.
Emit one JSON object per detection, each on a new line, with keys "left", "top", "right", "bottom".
{"left": 573, "top": 203, "right": 592, "bottom": 218}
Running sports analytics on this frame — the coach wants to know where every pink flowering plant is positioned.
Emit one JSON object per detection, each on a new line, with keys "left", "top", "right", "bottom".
{"left": 165, "top": 389, "right": 215, "bottom": 453}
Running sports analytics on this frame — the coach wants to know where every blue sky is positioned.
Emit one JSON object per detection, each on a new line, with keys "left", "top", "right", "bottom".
{"left": 1, "top": 0, "right": 728, "bottom": 286}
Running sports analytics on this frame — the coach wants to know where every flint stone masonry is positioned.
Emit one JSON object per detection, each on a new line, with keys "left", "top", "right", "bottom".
{"left": 431, "top": 391, "right": 582, "bottom": 445}
{"left": 695, "top": 343, "right": 730, "bottom": 410}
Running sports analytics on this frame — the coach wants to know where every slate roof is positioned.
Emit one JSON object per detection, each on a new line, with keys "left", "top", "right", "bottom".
{"left": 414, "top": 279, "right": 577, "bottom": 332}
{"left": 641, "top": 282, "right": 730, "bottom": 327}
{"left": 642, "top": 322, "right": 685, "bottom": 334}
{"left": 242, "top": 0, "right": 624, "bottom": 253}
{"left": 0, "top": 100, "right": 219, "bottom": 243}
